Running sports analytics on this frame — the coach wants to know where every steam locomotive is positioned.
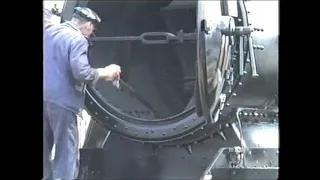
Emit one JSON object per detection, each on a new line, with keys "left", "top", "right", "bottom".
{"left": 58, "top": 0, "right": 279, "bottom": 179}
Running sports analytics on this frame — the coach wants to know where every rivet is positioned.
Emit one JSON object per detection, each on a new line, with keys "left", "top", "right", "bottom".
{"left": 254, "top": 112, "right": 258, "bottom": 116}
{"left": 269, "top": 161, "right": 273, "bottom": 166}
{"left": 246, "top": 59, "right": 250, "bottom": 62}
{"left": 226, "top": 103, "right": 230, "bottom": 106}
{"left": 184, "top": 125, "right": 188, "bottom": 129}
{"left": 105, "top": 116, "right": 109, "bottom": 119}
{"left": 163, "top": 132, "right": 166, "bottom": 136}
{"left": 176, "top": 145, "right": 180, "bottom": 148}
{"left": 134, "top": 132, "right": 138, "bottom": 135}
{"left": 125, "top": 126, "right": 128, "bottom": 129}
{"left": 248, "top": 150, "right": 252, "bottom": 155}
{"left": 237, "top": 18, "right": 242, "bottom": 22}
{"left": 244, "top": 71, "right": 247, "bottom": 74}
{"left": 238, "top": 82, "right": 242, "bottom": 85}
{"left": 194, "top": 141, "right": 198, "bottom": 144}
{"left": 94, "top": 112, "right": 98, "bottom": 115}
{"left": 114, "top": 125, "right": 117, "bottom": 128}
{"left": 89, "top": 102, "right": 93, "bottom": 105}
{"left": 200, "top": 127, "right": 204, "bottom": 130}
{"left": 151, "top": 130, "right": 155, "bottom": 133}
{"left": 193, "top": 117, "right": 197, "bottom": 121}
{"left": 243, "top": 112, "right": 248, "bottom": 116}
{"left": 225, "top": 124, "right": 229, "bottom": 128}
{"left": 232, "top": 171, "right": 236, "bottom": 175}
{"left": 232, "top": 93, "right": 237, "bottom": 96}
{"left": 173, "top": 127, "right": 176, "bottom": 130}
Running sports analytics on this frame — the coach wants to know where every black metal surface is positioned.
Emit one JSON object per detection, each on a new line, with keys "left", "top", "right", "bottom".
{"left": 85, "top": 90, "right": 205, "bottom": 143}
{"left": 210, "top": 168, "right": 278, "bottom": 180}
{"left": 61, "top": 0, "right": 278, "bottom": 146}
{"left": 240, "top": 123, "right": 278, "bottom": 148}
{"left": 118, "top": 79, "right": 156, "bottom": 112}
{"left": 200, "top": 148, "right": 278, "bottom": 180}
{"left": 78, "top": 126, "right": 241, "bottom": 180}
{"left": 78, "top": 117, "right": 278, "bottom": 180}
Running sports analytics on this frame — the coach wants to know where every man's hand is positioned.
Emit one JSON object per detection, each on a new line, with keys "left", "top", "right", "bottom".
{"left": 97, "top": 64, "right": 121, "bottom": 81}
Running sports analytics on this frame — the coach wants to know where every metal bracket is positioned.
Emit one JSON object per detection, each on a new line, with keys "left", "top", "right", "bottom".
{"left": 227, "top": 146, "right": 245, "bottom": 168}
{"left": 89, "top": 31, "right": 197, "bottom": 44}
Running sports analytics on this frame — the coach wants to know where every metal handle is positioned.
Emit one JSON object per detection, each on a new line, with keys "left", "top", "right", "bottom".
{"left": 89, "top": 31, "right": 196, "bottom": 44}
{"left": 239, "top": 36, "right": 244, "bottom": 75}
{"left": 248, "top": 36, "right": 259, "bottom": 77}
{"left": 140, "top": 32, "right": 177, "bottom": 44}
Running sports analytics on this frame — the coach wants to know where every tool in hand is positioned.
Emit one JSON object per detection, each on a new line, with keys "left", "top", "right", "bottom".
{"left": 112, "top": 77, "right": 155, "bottom": 113}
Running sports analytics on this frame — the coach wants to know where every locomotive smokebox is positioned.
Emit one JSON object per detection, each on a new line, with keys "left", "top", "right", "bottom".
{"left": 59, "top": 0, "right": 279, "bottom": 179}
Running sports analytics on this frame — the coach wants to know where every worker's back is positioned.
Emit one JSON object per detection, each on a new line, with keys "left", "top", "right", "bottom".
{"left": 44, "top": 22, "right": 88, "bottom": 113}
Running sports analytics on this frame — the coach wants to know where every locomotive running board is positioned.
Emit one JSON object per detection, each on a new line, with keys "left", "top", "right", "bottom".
{"left": 77, "top": 127, "right": 241, "bottom": 180}
{"left": 76, "top": 120, "right": 278, "bottom": 180}
{"left": 200, "top": 147, "right": 279, "bottom": 180}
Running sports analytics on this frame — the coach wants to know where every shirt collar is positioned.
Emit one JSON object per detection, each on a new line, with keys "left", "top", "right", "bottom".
{"left": 63, "top": 21, "right": 81, "bottom": 32}
{"left": 62, "top": 21, "right": 90, "bottom": 40}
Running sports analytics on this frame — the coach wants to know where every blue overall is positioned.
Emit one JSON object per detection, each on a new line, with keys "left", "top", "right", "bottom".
{"left": 43, "top": 8, "right": 52, "bottom": 24}
{"left": 43, "top": 21, "right": 99, "bottom": 180}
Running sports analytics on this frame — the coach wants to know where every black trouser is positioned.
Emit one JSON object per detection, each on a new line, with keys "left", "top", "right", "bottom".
{"left": 43, "top": 101, "right": 79, "bottom": 180}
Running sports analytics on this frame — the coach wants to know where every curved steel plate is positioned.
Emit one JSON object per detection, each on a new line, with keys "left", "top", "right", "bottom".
{"left": 197, "top": 1, "right": 232, "bottom": 121}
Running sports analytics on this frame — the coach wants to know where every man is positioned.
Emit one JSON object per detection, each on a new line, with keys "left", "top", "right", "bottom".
{"left": 43, "top": 7, "right": 121, "bottom": 180}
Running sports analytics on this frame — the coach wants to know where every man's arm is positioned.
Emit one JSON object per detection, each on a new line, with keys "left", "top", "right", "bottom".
{"left": 69, "top": 36, "right": 100, "bottom": 86}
